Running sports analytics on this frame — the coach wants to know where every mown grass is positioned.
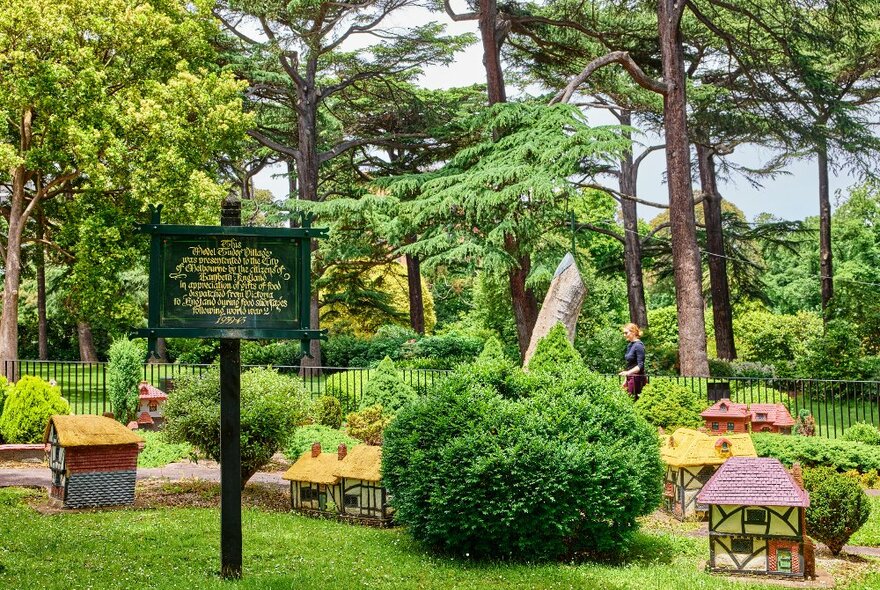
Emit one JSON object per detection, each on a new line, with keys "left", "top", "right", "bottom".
{"left": 850, "top": 496, "right": 880, "bottom": 547}
{"left": 0, "top": 487, "right": 878, "bottom": 590}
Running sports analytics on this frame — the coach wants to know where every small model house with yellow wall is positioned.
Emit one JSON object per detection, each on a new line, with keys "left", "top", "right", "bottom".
{"left": 697, "top": 457, "right": 815, "bottom": 579}
{"left": 44, "top": 415, "right": 143, "bottom": 508}
{"left": 282, "top": 443, "right": 391, "bottom": 525}
{"left": 133, "top": 381, "right": 168, "bottom": 431}
{"left": 660, "top": 428, "right": 757, "bottom": 520}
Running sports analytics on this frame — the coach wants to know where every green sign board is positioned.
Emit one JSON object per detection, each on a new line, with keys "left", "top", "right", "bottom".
{"left": 135, "top": 205, "right": 328, "bottom": 343}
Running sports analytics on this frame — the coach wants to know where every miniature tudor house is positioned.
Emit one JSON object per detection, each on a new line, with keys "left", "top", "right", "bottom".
{"left": 44, "top": 415, "right": 144, "bottom": 509}
{"left": 702, "top": 398, "right": 795, "bottom": 435}
{"left": 282, "top": 443, "right": 391, "bottom": 525}
{"left": 697, "top": 457, "right": 815, "bottom": 579}
{"left": 128, "top": 381, "right": 168, "bottom": 431}
{"left": 660, "top": 428, "right": 757, "bottom": 520}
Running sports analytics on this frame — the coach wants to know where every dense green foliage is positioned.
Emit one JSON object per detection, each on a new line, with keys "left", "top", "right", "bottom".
{"left": 346, "top": 405, "right": 392, "bottom": 446}
{"left": 382, "top": 357, "right": 662, "bottom": 560}
{"left": 634, "top": 379, "right": 707, "bottom": 432}
{"left": 526, "top": 323, "right": 583, "bottom": 374}
{"left": 803, "top": 467, "right": 871, "bottom": 555}
{"left": 285, "top": 424, "right": 360, "bottom": 460}
{"left": 136, "top": 430, "right": 193, "bottom": 468}
{"left": 842, "top": 422, "right": 880, "bottom": 446}
{"left": 0, "top": 376, "right": 70, "bottom": 443}
{"left": 0, "top": 375, "right": 10, "bottom": 426}
{"left": 752, "top": 433, "right": 880, "bottom": 473}
{"left": 311, "top": 396, "right": 343, "bottom": 430}
{"left": 162, "top": 367, "right": 311, "bottom": 486}
{"left": 106, "top": 339, "right": 143, "bottom": 424}
{"left": 360, "top": 357, "right": 417, "bottom": 412}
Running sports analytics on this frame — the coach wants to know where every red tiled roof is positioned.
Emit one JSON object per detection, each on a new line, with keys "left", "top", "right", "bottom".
{"left": 137, "top": 412, "right": 154, "bottom": 425}
{"left": 697, "top": 457, "right": 809, "bottom": 507}
{"left": 138, "top": 381, "right": 168, "bottom": 401}
{"left": 701, "top": 399, "right": 750, "bottom": 419}
{"left": 750, "top": 403, "right": 796, "bottom": 427}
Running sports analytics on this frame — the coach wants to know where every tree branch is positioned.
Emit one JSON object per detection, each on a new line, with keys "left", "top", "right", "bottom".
{"left": 247, "top": 129, "right": 300, "bottom": 159}
{"left": 443, "top": 0, "right": 477, "bottom": 22}
{"left": 550, "top": 51, "right": 667, "bottom": 104}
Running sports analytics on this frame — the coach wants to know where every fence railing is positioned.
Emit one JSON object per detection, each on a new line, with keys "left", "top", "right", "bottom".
{"left": 1, "top": 360, "right": 449, "bottom": 416}
{"left": 4, "top": 359, "right": 880, "bottom": 439}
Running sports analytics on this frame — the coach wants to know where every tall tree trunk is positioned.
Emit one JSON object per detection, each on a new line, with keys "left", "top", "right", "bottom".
{"left": 405, "top": 251, "right": 426, "bottom": 334}
{"left": 295, "top": 83, "right": 324, "bottom": 374}
{"left": 77, "top": 321, "right": 99, "bottom": 362}
{"left": 697, "top": 144, "right": 736, "bottom": 360}
{"left": 619, "top": 111, "right": 648, "bottom": 329}
{"left": 0, "top": 109, "right": 34, "bottom": 373}
{"left": 506, "top": 236, "right": 539, "bottom": 359}
{"left": 817, "top": 139, "right": 833, "bottom": 319}
{"left": 658, "top": 0, "right": 709, "bottom": 376}
{"left": 151, "top": 338, "right": 170, "bottom": 363}
{"left": 37, "top": 210, "right": 49, "bottom": 361}
{"left": 479, "top": 0, "right": 506, "bottom": 105}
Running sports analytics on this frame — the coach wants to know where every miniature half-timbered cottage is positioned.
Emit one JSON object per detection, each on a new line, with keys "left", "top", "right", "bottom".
{"left": 660, "top": 428, "right": 757, "bottom": 520}
{"left": 282, "top": 443, "right": 391, "bottom": 525}
{"left": 702, "top": 399, "right": 795, "bottom": 435}
{"left": 697, "top": 457, "right": 815, "bottom": 579}
{"left": 44, "top": 415, "right": 144, "bottom": 509}
{"left": 134, "top": 381, "right": 168, "bottom": 431}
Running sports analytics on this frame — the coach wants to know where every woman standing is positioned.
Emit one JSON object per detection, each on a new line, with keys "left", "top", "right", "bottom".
{"left": 619, "top": 323, "right": 647, "bottom": 400}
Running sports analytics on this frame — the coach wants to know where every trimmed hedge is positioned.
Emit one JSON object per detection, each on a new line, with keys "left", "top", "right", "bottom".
{"left": 0, "top": 376, "right": 70, "bottom": 444}
{"left": 803, "top": 467, "right": 871, "bottom": 555}
{"left": 382, "top": 358, "right": 662, "bottom": 561}
{"left": 634, "top": 378, "right": 707, "bottom": 431}
{"left": 360, "top": 357, "right": 416, "bottom": 412}
{"left": 752, "top": 433, "right": 880, "bottom": 473}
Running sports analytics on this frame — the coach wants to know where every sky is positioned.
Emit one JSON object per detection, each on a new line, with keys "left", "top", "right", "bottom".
{"left": 253, "top": 8, "right": 860, "bottom": 223}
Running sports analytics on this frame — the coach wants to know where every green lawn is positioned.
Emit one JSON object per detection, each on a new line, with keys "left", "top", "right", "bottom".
{"left": 850, "top": 496, "right": 880, "bottom": 547}
{"left": 0, "top": 487, "right": 878, "bottom": 590}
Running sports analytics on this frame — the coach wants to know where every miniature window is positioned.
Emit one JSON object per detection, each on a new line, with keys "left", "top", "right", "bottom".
{"left": 731, "top": 538, "right": 753, "bottom": 554}
{"left": 300, "top": 487, "right": 318, "bottom": 502}
{"left": 344, "top": 494, "right": 359, "bottom": 508}
{"left": 711, "top": 422, "right": 719, "bottom": 430}
{"left": 727, "top": 422, "right": 735, "bottom": 431}
{"left": 720, "top": 442, "right": 730, "bottom": 453}
{"left": 720, "top": 404, "right": 728, "bottom": 412}
{"left": 762, "top": 426, "right": 772, "bottom": 432}
{"left": 745, "top": 509, "right": 767, "bottom": 524}
{"left": 149, "top": 402, "right": 158, "bottom": 412}
{"left": 756, "top": 413, "right": 767, "bottom": 421}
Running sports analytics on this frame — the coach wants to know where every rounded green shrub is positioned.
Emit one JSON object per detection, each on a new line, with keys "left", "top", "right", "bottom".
{"left": 360, "top": 357, "right": 416, "bottom": 412}
{"left": 526, "top": 323, "right": 583, "bottom": 375}
{"left": 346, "top": 405, "right": 392, "bottom": 445}
{"left": 634, "top": 378, "right": 707, "bottom": 431}
{"left": 107, "top": 338, "right": 144, "bottom": 424}
{"left": 0, "top": 376, "right": 70, "bottom": 443}
{"left": 162, "top": 367, "right": 311, "bottom": 486}
{"left": 312, "top": 395, "right": 343, "bottom": 429}
{"left": 382, "top": 359, "right": 662, "bottom": 561}
{"left": 803, "top": 466, "right": 871, "bottom": 555}
{"left": 0, "top": 375, "right": 11, "bottom": 426}
{"left": 841, "top": 422, "right": 880, "bottom": 446}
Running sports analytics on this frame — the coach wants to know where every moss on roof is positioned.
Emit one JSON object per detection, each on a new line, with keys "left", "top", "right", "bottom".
{"left": 44, "top": 415, "right": 144, "bottom": 448}
{"left": 282, "top": 445, "right": 383, "bottom": 484}
{"left": 282, "top": 451, "right": 341, "bottom": 485}
{"left": 660, "top": 428, "right": 756, "bottom": 467}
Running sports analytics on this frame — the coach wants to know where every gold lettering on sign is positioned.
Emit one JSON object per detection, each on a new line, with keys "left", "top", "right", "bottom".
{"left": 168, "top": 238, "right": 291, "bottom": 324}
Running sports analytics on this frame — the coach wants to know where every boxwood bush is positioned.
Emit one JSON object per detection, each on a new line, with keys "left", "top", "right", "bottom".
{"left": 634, "top": 378, "right": 707, "bottom": 432}
{"left": 841, "top": 422, "right": 880, "bottom": 446}
{"left": 163, "top": 367, "right": 311, "bottom": 486}
{"left": 752, "top": 433, "right": 880, "bottom": 473}
{"left": 382, "top": 353, "right": 662, "bottom": 561}
{"left": 0, "top": 376, "right": 70, "bottom": 444}
{"left": 803, "top": 466, "right": 871, "bottom": 555}
{"left": 360, "top": 357, "right": 416, "bottom": 412}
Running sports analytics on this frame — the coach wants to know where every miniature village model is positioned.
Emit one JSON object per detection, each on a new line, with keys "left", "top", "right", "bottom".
{"left": 44, "top": 415, "right": 144, "bottom": 509}
{"left": 282, "top": 443, "right": 391, "bottom": 525}
{"left": 660, "top": 428, "right": 757, "bottom": 520}
{"left": 128, "top": 381, "right": 168, "bottom": 431}
{"left": 702, "top": 398, "right": 795, "bottom": 434}
{"left": 697, "top": 457, "right": 815, "bottom": 579}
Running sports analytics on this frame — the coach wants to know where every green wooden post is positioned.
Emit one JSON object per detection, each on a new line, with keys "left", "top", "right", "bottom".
{"left": 219, "top": 195, "right": 242, "bottom": 579}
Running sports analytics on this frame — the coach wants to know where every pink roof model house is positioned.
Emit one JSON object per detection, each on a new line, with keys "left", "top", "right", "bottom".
{"left": 697, "top": 457, "right": 814, "bottom": 579}
{"left": 132, "top": 381, "right": 168, "bottom": 431}
{"left": 702, "top": 399, "right": 795, "bottom": 435}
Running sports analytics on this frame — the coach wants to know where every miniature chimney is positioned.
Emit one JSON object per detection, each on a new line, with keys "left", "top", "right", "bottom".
{"left": 657, "top": 426, "right": 665, "bottom": 435}
{"left": 338, "top": 444, "right": 348, "bottom": 461}
{"left": 790, "top": 462, "right": 804, "bottom": 489}
{"left": 668, "top": 436, "right": 676, "bottom": 448}
{"left": 311, "top": 442, "right": 321, "bottom": 458}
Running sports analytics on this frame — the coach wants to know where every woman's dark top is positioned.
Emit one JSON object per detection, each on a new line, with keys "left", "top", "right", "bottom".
{"left": 624, "top": 340, "right": 646, "bottom": 374}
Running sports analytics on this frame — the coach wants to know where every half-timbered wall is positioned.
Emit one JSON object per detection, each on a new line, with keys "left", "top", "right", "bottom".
{"left": 710, "top": 537, "right": 768, "bottom": 572}
{"left": 709, "top": 504, "right": 801, "bottom": 538}
{"left": 665, "top": 465, "right": 716, "bottom": 519}
{"left": 290, "top": 481, "right": 341, "bottom": 512}
{"left": 340, "top": 478, "right": 386, "bottom": 520}
{"left": 707, "top": 505, "right": 806, "bottom": 577}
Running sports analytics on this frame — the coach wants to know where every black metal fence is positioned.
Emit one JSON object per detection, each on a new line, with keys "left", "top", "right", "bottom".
{"left": 1, "top": 360, "right": 449, "bottom": 416}
{"left": 4, "top": 359, "right": 880, "bottom": 439}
